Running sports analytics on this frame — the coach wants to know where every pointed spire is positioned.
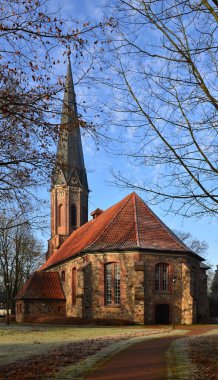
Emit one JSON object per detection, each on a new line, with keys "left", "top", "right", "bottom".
{"left": 47, "top": 57, "right": 89, "bottom": 259}
{"left": 61, "top": 55, "right": 78, "bottom": 125}
{"left": 52, "top": 58, "right": 88, "bottom": 191}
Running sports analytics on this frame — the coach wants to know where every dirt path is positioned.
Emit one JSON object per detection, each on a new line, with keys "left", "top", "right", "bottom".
{"left": 0, "top": 328, "right": 169, "bottom": 380}
{"left": 85, "top": 326, "right": 217, "bottom": 380}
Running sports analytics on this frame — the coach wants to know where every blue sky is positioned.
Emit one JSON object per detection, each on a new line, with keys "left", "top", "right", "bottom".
{"left": 46, "top": 0, "right": 218, "bottom": 268}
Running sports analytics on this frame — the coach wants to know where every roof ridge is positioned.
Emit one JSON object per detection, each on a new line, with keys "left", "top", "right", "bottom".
{"left": 133, "top": 194, "right": 140, "bottom": 247}
{"left": 136, "top": 195, "right": 190, "bottom": 251}
{"left": 85, "top": 193, "right": 134, "bottom": 251}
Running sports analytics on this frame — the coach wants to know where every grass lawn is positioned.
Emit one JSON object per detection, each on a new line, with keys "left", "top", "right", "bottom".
{"left": 0, "top": 323, "right": 163, "bottom": 366}
{"left": 167, "top": 328, "right": 218, "bottom": 380}
{"left": 187, "top": 330, "right": 218, "bottom": 380}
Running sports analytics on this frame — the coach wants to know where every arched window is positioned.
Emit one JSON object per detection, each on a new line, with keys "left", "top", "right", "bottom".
{"left": 71, "top": 204, "right": 77, "bottom": 227}
{"left": 58, "top": 204, "right": 63, "bottom": 226}
{"left": 72, "top": 267, "right": 77, "bottom": 306}
{"left": 105, "top": 263, "right": 120, "bottom": 305}
{"left": 61, "top": 270, "right": 65, "bottom": 282}
{"left": 155, "top": 264, "right": 169, "bottom": 292}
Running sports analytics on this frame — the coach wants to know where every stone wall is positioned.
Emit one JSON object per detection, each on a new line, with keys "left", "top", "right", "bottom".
{"left": 51, "top": 252, "right": 138, "bottom": 322}
{"left": 15, "top": 299, "right": 66, "bottom": 323}
{"left": 48, "top": 250, "right": 208, "bottom": 325}
{"left": 181, "top": 258, "right": 209, "bottom": 324}
{"left": 15, "top": 300, "right": 25, "bottom": 323}
{"left": 50, "top": 256, "right": 85, "bottom": 318}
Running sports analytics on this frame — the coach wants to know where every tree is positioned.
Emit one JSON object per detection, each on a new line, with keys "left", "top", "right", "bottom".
{"left": 211, "top": 267, "right": 218, "bottom": 298}
{"left": 0, "top": 276, "right": 5, "bottom": 308}
{"left": 174, "top": 230, "right": 209, "bottom": 257}
{"left": 0, "top": 212, "right": 44, "bottom": 317}
{"left": 209, "top": 266, "right": 218, "bottom": 317}
{"left": 0, "top": 0, "right": 100, "bottom": 206}
{"left": 98, "top": 0, "right": 218, "bottom": 217}
{"left": 175, "top": 229, "right": 215, "bottom": 295}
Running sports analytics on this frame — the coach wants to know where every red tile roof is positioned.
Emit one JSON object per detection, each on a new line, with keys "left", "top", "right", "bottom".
{"left": 41, "top": 192, "right": 200, "bottom": 271}
{"left": 15, "top": 272, "right": 66, "bottom": 300}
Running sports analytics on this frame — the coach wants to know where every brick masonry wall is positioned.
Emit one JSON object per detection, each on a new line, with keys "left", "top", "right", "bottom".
{"left": 47, "top": 186, "right": 88, "bottom": 259}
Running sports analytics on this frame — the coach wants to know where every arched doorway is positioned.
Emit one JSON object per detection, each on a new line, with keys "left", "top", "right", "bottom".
{"left": 155, "top": 304, "right": 170, "bottom": 324}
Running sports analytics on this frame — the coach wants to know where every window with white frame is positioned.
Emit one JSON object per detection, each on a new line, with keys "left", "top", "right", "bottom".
{"left": 155, "top": 263, "right": 169, "bottom": 292}
{"left": 105, "top": 263, "right": 121, "bottom": 305}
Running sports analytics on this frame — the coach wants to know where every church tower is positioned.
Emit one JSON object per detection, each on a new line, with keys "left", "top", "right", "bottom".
{"left": 47, "top": 58, "right": 89, "bottom": 259}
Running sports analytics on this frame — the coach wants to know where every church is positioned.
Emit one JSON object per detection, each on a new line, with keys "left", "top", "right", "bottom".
{"left": 15, "top": 60, "right": 209, "bottom": 325}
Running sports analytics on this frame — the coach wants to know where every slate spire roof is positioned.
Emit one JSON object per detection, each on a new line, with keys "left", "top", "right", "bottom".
{"left": 61, "top": 56, "right": 78, "bottom": 124}
{"left": 40, "top": 192, "right": 202, "bottom": 271}
{"left": 52, "top": 57, "right": 88, "bottom": 189}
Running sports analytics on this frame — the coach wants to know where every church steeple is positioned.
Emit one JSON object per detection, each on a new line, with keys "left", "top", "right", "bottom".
{"left": 53, "top": 57, "right": 88, "bottom": 190}
{"left": 61, "top": 57, "right": 78, "bottom": 123}
{"left": 47, "top": 58, "right": 89, "bottom": 259}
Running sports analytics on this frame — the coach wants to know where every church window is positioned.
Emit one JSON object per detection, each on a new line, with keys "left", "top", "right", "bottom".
{"left": 155, "top": 264, "right": 169, "bottom": 292}
{"left": 105, "top": 264, "right": 112, "bottom": 305}
{"left": 105, "top": 263, "right": 121, "bottom": 305}
{"left": 58, "top": 204, "right": 63, "bottom": 226}
{"left": 71, "top": 204, "right": 77, "bottom": 227}
{"left": 61, "top": 270, "right": 65, "bottom": 282}
{"left": 72, "top": 267, "right": 77, "bottom": 306}
{"left": 115, "top": 264, "right": 120, "bottom": 304}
